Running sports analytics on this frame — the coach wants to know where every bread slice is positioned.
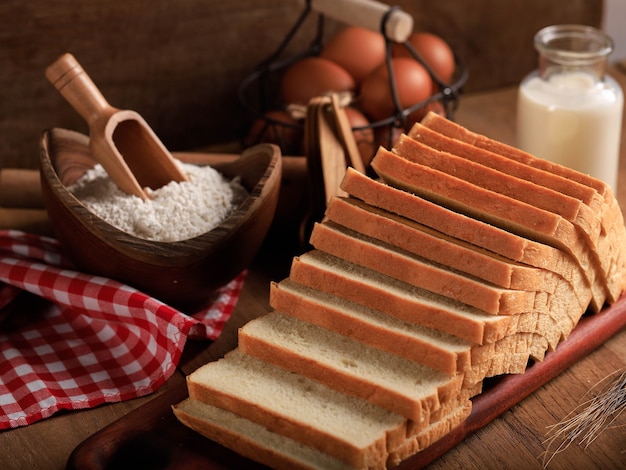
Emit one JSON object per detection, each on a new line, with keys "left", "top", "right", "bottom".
{"left": 370, "top": 147, "right": 605, "bottom": 310}
{"left": 387, "top": 400, "right": 472, "bottom": 467}
{"left": 173, "top": 397, "right": 473, "bottom": 470}
{"left": 396, "top": 131, "right": 602, "bottom": 244}
{"left": 430, "top": 380, "right": 482, "bottom": 423}
{"left": 269, "top": 279, "right": 473, "bottom": 375}
{"left": 238, "top": 311, "right": 463, "bottom": 424}
{"left": 420, "top": 111, "right": 626, "bottom": 304}
{"left": 339, "top": 168, "right": 592, "bottom": 315}
{"left": 289, "top": 250, "right": 515, "bottom": 344}
{"left": 173, "top": 398, "right": 359, "bottom": 470}
{"left": 463, "top": 332, "right": 550, "bottom": 387}
{"left": 309, "top": 220, "right": 536, "bottom": 315}
{"left": 321, "top": 196, "right": 582, "bottom": 343}
{"left": 269, "top": 278, "right": 554, "bottom": 383}
{"left": 412, "top": 117, "right": 602, "bottom": 205}
{"left": 187, "top": 349, "right": 407, "bottom": 468}
{"left": 395, "top": 131, "right": 606, "bottom": 289}
{"left": 324, "top": 196, "right": 546, "bottom": 293}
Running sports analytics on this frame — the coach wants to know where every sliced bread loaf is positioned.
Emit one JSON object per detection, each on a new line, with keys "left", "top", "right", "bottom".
{"left": 187, "top": 349, "right": 407, "bottom": 468}
{"left": 175, "top": 112, "right": 626, "bottom": 470}
{"left": 324, "top": 196, "right": 547, "bottom": 293}
{"left": 420, "top": 111, "right": 626, "bottom": 304}
{"left": 288, "top": 250, "right": 515, "bottom": 344}
{"left": 309, "top": 220, "right": 537, "bottom": 315}
{"left": 395, "top": 131, "right": 602, "bottom": 245}
{"left": 269, "top": 279, "right": 473, "bottom": 374}
{"left": 370, "top": 146, "right": 605, "bottom": 310}
{"left": 238, "top": 311, "right": 462, "bottom": 423}
{"left": 173, "top": 398, "right": 359, "bottom": 470}
{"left": 339, "top": 167, "right": 592, "bottom": 314}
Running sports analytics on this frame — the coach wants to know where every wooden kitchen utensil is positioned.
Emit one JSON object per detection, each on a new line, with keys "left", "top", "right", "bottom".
{"left": 329, "top": 93, "right": 366, "bottom": 174}
{"left": 45, "top": 53, "right": 187, "bottom": 200}
{"left": 310, "top": 0, "right": 413, "bottom": 43}
{"left": 40, "top": 128, "right": 282, "bottom": 311}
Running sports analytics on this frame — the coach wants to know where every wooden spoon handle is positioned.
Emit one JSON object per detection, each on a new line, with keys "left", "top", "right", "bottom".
{"left": 309, "top": 0, "right": 413, "bottom": 42}
{"left": 45, "top": 53, "right": 112, "bottom": 125}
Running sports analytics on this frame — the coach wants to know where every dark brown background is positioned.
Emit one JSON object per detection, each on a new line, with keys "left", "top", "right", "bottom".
{"left": 0, "top": 0, "right": 603, "bottom": 169}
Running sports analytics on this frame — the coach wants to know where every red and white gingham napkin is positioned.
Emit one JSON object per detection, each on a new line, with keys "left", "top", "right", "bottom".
{"left": 0, "top": 230, "right": 245, "bottom": 429}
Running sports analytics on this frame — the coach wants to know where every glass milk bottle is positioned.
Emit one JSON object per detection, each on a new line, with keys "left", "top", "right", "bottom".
{"left": 517, "top": 24, "right": 623, "bottom": 192}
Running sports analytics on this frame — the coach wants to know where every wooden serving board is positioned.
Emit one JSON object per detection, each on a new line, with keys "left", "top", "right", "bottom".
{"left": 67, "top": 298, "right": 626, "bottom": 470}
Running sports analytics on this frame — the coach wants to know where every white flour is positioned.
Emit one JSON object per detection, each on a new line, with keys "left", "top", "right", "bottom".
{"left": 68, "top": 162, "right": 248, "bottom": 242}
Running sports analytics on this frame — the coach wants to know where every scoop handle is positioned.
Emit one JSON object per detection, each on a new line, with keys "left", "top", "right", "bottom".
{"left": 309, "top": 0, "right": 413, "bottom": 43}
{"left": 45, "top": 53, "right": 113, "bottom": 126}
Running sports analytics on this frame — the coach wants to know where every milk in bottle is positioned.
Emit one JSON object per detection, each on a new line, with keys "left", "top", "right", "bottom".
{"left": 517, "top": 25, "right": 623, "bottom": 192}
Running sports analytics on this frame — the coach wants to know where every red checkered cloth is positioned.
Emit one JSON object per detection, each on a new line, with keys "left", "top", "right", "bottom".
{"left": 0, "top": 230, "right": 245, "bottom": 429}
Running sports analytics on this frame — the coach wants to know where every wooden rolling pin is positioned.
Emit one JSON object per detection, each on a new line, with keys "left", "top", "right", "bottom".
{"left": 0, "top": 208, "right": 52, "bottom": 235}
{"left": 0, "top": 169, "right": 51, "bottom": 235}
{"left": 0, "top": 168, "right": 44, "bottom": 208}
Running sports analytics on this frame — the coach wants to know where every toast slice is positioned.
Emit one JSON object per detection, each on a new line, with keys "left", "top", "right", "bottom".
{"left": 289, "top": 250, "right": 516, "bottom": 344}
{"left": 187, "top": 349, "right": 407, "bottom": 468}
{"left": 370, "top": 147, "right": 605, "bottom": 310}
{"left": 269, "top": 279, "right": 473, "bottom": 375}
{"left": 310, "top": 220, "right": 537, "bottom": 315}
{"left": 173, "top": 398, "right": 358, "bottom": 470}
{"left": 339, "top": 167, "right": 592, "bottom": 320}
{"left": 238, "top": 311, "right": 463, "bottom": 423}
{"left": 420, "top": 111, "right": 626, "bottom": 304}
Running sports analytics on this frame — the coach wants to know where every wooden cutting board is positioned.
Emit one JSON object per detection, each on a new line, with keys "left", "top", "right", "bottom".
{"left": 66, "top": 298, "right": 626, "bottom": 470}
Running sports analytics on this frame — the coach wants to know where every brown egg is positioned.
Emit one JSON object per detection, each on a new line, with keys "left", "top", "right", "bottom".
{"left": 246, "top": 110, "right": 303, "bottom": 156}
{"left": 359, "top": 57, "right": 433, "bottom": 122}
{"left": 280, "top": 57, "right": 356, "bottom": 106}
{"left": 393, "top": 32, "right": 455, "bottom": 83}
{"left": 344, "top": 106, "right": 376, "bottom": 167}
{"left": 320, "top": 26, "right": 386, "bottom": 85}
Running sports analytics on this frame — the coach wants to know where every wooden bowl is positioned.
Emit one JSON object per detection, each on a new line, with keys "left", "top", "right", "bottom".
{"left": 40, "top": 128, "right": 282, "bottom": 312}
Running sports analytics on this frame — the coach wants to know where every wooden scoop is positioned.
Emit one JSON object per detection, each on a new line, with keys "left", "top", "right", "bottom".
{"left": 45, "top": 53, "right": 187, "bottom": 200}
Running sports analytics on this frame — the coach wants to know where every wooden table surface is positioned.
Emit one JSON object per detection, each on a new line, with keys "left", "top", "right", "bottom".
{"left": 1, "top": 65, "right": 626, "bottom": 470}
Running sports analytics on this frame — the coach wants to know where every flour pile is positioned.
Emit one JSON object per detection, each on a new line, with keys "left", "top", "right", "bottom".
{"left": 69, "top": 162, "right": 248, "bottom": 242}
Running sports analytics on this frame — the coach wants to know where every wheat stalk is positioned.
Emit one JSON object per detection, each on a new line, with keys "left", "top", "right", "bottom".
{"left": 541, "top": 368, "right": 626, "bottom": 468}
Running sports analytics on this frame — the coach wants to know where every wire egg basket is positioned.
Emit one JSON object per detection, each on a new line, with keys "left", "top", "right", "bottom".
{"left": 238, "top": 1, "right": 468, "bottom": 159}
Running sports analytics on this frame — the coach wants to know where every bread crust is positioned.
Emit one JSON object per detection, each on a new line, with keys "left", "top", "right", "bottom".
{"left": 371, "top": 147, "right": 606, "bottom": 311}
{"left": 420, "top": 111, "right": 626, "bottom": 304}
{"left": 269, "top": 279, "right": 471, "bottom": 374}
{"left": 324, "top": 196, "right": 544, "bottom": 292}
{"left": 173, "top": 399, "right": 359, "bottom": 470}
{"left": 238, "top": 312, "right": 465, "bottom": 424}
{"left": 187, "top": 350, "right": 406, "bottom": 468}
{"left": 388, "top": 400, "right": 472, "bottom": 467}
{"left": 310, "top": 220, "right": 536, "bottom": 315}
{"left": 340, "top": 168, "right": 589, "bottom": 300}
